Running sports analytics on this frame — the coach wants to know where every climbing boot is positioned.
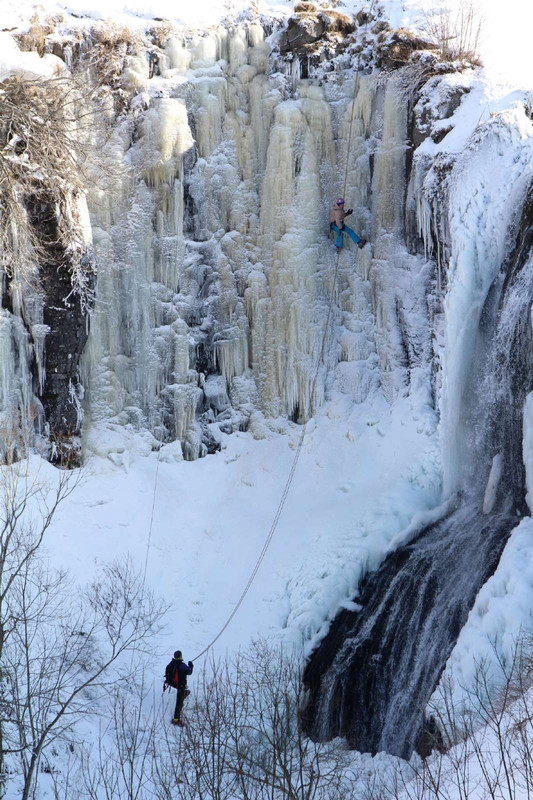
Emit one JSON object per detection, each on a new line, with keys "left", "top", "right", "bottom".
{"left": 357, "top": 238, "right": 367, "bottom": 249}
{"left": 171, "top": 718, "right": 185, "bottom": 727}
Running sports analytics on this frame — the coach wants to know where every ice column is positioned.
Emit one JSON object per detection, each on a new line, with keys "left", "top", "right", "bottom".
{"left": 250, "top": 86, "right": 335, "bottom": 420}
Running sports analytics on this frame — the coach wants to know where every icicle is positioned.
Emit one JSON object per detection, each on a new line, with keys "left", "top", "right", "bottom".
{"left": 482, "top": 453, "right": 503, "bottom": 514}
{"left": 141, "top": 98, "right": 194, "bottom": 187}
{"left": 31, "top": 324, "right": 50, "bottom": 393}
{"left": 165, "top": 37, "right": 191, "bottom": 73}
{"left": 229, "top": 26, "right": 248, "bottom": 75}
{"left": 214, "top": 336, "right": 249, "bottom": 383}
{"left": 372, "top": 82, "right": 407, "bottom": 237}
{"left": 0, "top": 311, "right": 33, "bottom": 426}
{"left": 290, "top": 56, "right": 301, "bottom": 89}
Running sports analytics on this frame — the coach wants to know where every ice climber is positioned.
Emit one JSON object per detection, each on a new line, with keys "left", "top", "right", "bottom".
{"left": 165, "top": 650, "right": 194, "bottom": 726}
{"left": 329, "top": 198, "right": 366, "bottom": 250}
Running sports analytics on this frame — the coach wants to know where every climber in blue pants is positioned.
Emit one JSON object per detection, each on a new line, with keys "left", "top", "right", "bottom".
{"left": 329, "top": 198, "right": 366, "bottom": 250}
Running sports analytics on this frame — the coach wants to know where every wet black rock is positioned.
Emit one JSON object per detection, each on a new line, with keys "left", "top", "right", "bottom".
{"left": 28, "top": 196, "right": 94, "bottom": 465}
{"left": 302, "top": 505, "right": 514, "bottom": 759}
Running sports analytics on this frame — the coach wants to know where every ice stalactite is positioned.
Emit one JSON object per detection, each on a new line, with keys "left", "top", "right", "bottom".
{"left": 82, "top": 94, "right": 199, "bottom": 449}
{"left": 0, "top": 201, "right": 44, "bottom": 434}
{"left": 252, "top": 85, "right": 337, "bottom": 421}
{"left": 330, "top": 76, "right": 380, "bottom": 407}
{"left": 366, "top": 80, "right": 433, "bottom": 404}
{"left": 0, "top": 311, "right": 33, "bottom": 433}
{"left": 81, "top": 26, "right": 259, "bottom": 456}
{"left": 31, "top": 324, "right": 50, "bottom": 394}
{"left": 373, "top": 83, "right": 407, "bottom": 239}
{"left": 338, "top": 76, "right": 374, "bottom": 238}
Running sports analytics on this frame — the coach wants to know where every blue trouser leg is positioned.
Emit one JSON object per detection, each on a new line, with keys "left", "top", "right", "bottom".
{"left": 332, "top": 223, "right": 344, "bottom": 248}
{"left": 343, "top": 224, "right": 361, "bottom": 244}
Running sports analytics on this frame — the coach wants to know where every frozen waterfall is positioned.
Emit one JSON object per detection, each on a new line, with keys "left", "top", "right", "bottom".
{"left": 79, "top": 26, "right": 390, "bottom": 458}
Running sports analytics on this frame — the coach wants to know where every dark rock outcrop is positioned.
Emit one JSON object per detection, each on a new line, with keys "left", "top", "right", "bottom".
{"left": 28, "top": 197, "right": 94, "bottom": 465}
{"left": 377, "top": 28, "right": 437, "bottom": 69}
{"left": 279, "top": 8, "right": 355, "bottom": 55}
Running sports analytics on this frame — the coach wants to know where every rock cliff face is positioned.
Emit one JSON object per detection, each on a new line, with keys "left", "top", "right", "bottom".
{"left": 0, "top": 70, "right": 94, "bottom": 462}
{"left": 29, "top": 196, "right": 94, "bottom": 463}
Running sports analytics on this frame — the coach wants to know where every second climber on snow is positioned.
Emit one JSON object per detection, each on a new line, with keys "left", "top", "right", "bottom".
{"left": 330, "top": 198, "right": 366, "bottom": 250}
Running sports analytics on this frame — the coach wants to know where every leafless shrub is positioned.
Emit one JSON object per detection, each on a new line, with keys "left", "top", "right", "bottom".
{"left": 84, "top": 22, "right": 146, "bottom": 110}
{"left": 0, "top": 72, "right": 104, "bottom": 311}
{"left": 148, "top": 22, "right": 176, "bottom": 50}
{"left": 3, "top": 555, "right": 166, "bottom": 800}
{"left": 0, "top": 455, "right": 81, "bottom": 792}
{"left": 363, "top": 635, "right": 533, "bottom": 800}
{"left": 77, "top": 678, "right": 158, "bottom": 800}
{"left": 72, "top": 642, "right": 364, "bottom": 800}
{"left": 421, "top": 1, "right": 483, "bottom": 66}
{"left": 0, "top": 445, "right": 167, "bottom": 799}
{"left": 46, "top": 634, "right": 533, "bottom": 800}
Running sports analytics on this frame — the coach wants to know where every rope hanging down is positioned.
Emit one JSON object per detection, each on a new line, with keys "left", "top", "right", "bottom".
{"left": 144, "top": 0, "right": 376, "bottom": 664}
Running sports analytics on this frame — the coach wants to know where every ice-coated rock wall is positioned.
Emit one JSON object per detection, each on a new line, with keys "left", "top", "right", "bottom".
{"left": 0, "top": 15, "right": 530, "bottom": 475}
{"left": 78, "top": 24, "right": 405, "bottom": 460}
{"left": 0, "top": 20, "right": 446, "bottom": 463}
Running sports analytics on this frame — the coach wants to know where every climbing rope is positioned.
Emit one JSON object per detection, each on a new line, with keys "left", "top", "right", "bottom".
{"left": 189, "top": 1, "right": 375, "bottom": 663}
{"left": 141, "top": 435, "right": 162, "bottom": 590}
{"left": 140, "top": 1, "right": 376, "bottom": 663}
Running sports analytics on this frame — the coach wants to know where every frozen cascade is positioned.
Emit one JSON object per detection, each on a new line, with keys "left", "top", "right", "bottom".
{"left": 303, "top": 504, "right": 513, "bottom": 759}
{"left": 80, "top": 23, "right": 389, "bottom": 454}
{"left": 0, "top": 202, "right": 44, "bottom": 431}
{"left": 440, "top": 118, "right": 533, "bottom": 496}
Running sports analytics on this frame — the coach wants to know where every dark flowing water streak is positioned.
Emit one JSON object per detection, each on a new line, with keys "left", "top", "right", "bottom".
{"left": 303, "top": 505, "right": 513, "bottom": 758}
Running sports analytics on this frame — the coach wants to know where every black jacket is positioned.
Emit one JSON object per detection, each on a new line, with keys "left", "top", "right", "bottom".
{"left": 165, "top": 658, "right": 193, "bottom": 690}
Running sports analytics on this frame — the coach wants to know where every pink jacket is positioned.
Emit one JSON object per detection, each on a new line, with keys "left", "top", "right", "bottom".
{"left": 330, "top": 204, "right": 347, "bottom": 227}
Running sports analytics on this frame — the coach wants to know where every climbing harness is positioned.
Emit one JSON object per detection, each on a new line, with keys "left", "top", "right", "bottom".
{"left": 144, "top": 0, "right": 376, "bottom": 666}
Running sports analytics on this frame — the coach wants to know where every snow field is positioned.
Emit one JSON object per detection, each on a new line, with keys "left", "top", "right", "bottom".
{"left": 50, "top": 379, "right": 440, "bottom": 668}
